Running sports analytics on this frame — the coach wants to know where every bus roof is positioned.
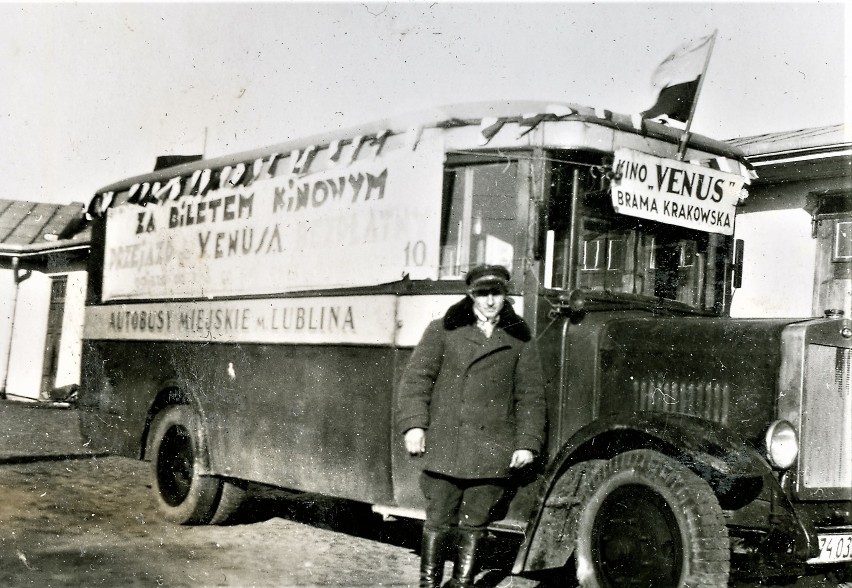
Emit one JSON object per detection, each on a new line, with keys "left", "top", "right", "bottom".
{"left": 94, "top": 100, "right": 750, "bottom": 195}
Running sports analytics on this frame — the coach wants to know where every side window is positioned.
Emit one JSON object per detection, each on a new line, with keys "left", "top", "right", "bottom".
{"left": 439, "top": 161, "right": 523, "bottom": 279}
{"left": 834, "top": 220, "right": 852, "bottom": 261}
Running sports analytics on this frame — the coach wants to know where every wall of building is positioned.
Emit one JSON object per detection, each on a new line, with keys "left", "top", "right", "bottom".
{"left": 730, "top": 164, "right": 850, "bottom": 318}
{"left": 0, "top": 267, "right": 88, "bottom": 401}
{"left": 731, "top": 208, "right": 816, "bottom": 318}
{"left": 55, "top": 271, "right": 88, "bottom": 390}
{"left": 5, "top": 271, "right": 51, "bottom": 400}
{"left": 0, "top": 270, "right": 14, "bottom": 391}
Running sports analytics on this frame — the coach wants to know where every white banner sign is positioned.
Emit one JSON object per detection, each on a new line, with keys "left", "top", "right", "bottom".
{"left": 103, "top": 142, "right": 444, "bottom": 301}
{"left": 610, "top": 148, "right": 746, "bottom": 235}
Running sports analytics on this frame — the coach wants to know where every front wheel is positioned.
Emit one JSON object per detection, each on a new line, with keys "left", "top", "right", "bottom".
{"left": 575, "top": 449, "right": 729, "bottom": 588}
{"left": 148, "top": 405, "right": 245, "bottom": 525}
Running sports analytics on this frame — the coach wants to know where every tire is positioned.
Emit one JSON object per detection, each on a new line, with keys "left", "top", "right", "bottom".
{"left": 208, "top": 478, "right": 247, "bottom": 525}
{"left": 574, "top": 449, "right": 729, "bottom": 588}
{"left": 148, "top": 405, "right": 245, "bottom": 525}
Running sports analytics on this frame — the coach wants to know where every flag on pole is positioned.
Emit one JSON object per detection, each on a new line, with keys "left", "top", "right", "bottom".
{"left": 642, "top": 33, "right": 716, "bottom": 123}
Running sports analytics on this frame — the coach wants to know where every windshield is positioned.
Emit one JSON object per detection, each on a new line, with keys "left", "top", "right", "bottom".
{"left": 544, "top": 154, "right": 733, "bottom": 313}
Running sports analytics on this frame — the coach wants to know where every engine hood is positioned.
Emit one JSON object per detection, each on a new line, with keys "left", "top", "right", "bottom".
{"left": 597, "top": 316, "right": 806, "bottom": 441}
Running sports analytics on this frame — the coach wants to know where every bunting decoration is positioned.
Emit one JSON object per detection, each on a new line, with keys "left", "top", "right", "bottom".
{"left": 232, "top": 163, "right": 248, "bottom": 187}
{"left": 328, "top": 140, "right": 344, "bottom": 162}
{"left": 184, "top": 169, "right": 202, "bottom": 197}
{"left": 405, "top": 126, "right": 424, "bottom": 151}
{"left": 372, "top": 130, "right": 391, "bottom": 157}
{"left": 630, "top": 113, "right": 644, "bottom": 131}
{"left": 478, "top": 117, "right": 505, "bottom": 145}
{"left": 197, "top": 169, "right": 212, "bottom": 196}
{"left": 349, "top": 135, "right": 368, "bottom": 163}
{"left": 299, "top": 147, "right": 318, "bottom": 173}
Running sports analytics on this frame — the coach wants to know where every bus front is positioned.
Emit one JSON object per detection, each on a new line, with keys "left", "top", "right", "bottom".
{"left": 518, "top": 134, "right": 850, "bottom": 584}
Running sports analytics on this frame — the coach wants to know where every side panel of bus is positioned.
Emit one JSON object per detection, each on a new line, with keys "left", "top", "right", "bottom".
{"left": 205, "top": 342, "right": 397, "bottom": 504}
{"left": 85, "top": 337, "right": 399, "bottom": 505}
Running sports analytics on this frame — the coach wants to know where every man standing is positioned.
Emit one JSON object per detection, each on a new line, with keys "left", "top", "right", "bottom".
{"left": 397, "top": 265, "right": 547, "bottom": 588}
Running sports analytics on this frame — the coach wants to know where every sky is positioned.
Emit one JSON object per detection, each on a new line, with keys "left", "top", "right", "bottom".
{"left": 0, "top": 2, "right": 847, "bottom": 207}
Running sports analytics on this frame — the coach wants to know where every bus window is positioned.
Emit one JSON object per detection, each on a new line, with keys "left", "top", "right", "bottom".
{"left": 439, "top": 161, "right": 522, "bottom": 279}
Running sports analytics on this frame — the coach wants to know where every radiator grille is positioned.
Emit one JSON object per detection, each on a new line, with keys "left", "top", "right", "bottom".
{"left": 801, "top": 344, "right": 852, "bottom": 489}
{"left": 633, "top": 376, "right": 730, "bottom": 424}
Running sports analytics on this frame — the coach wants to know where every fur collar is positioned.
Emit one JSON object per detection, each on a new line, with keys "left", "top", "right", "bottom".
{"left": 442, "top": 297, "right": 532, "bottom": 342}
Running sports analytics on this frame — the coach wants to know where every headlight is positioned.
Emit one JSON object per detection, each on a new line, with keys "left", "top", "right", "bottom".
{"left": 765, "top": 420, "right": 799, "bottom": 470}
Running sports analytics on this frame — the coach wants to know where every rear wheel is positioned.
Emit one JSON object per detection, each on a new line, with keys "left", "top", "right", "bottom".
{"left": 575, "top": 449, "right": 729, "bottom": 588}
{"left": 149, "top": 405, "right": 245, "bottom": 525}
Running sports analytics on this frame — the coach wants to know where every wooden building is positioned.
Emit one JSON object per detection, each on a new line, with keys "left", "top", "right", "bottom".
{"left": 0, "top": 200, "right": 90, "bottom": 401}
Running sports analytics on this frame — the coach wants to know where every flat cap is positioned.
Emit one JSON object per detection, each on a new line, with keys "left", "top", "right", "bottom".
{"left": 465, "top": 264, "right": 510, "bottom": 292}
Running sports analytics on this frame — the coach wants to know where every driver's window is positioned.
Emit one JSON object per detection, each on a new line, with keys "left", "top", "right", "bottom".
{"left": 439, "top": 161, "right": 523, "bottom": 279}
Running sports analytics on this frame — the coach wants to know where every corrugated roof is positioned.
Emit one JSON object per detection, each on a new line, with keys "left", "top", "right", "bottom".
{"left": 728, "top": 124, "right": 850, "bottom": 157}
{"left": 0, "top": 199, "right": 85, "bottom": 246}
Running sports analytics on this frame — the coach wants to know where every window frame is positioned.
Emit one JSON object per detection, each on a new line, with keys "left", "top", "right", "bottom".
{"left": 833, "top": 219, "right": 852, "bottom": 262}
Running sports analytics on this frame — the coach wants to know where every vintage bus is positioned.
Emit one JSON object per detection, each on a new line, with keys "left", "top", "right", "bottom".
{"left": 79, "top": 101, "right": 852, "bottom": 586}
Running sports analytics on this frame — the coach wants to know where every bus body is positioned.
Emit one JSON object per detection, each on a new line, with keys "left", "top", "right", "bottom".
{"left": 79, "top": 101, "right": 852, "bottom": 585}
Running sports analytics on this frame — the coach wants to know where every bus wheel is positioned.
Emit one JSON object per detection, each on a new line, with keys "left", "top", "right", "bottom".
{"left": 149, "top": 405, "right": 244, "bottom": 525}
{"left": 575, "top": 449, "right": 729, "bottom": 588}
{"left": 208, "top": 477, "right": 246, "bottom": 525}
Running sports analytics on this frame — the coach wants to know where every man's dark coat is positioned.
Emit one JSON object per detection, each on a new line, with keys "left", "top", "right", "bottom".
{"left": 396, "top": 297, "right": 546, "bottom": 479}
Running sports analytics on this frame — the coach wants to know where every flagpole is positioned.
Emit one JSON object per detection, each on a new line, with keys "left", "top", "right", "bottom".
{"left": 676, "top": 30, "right": 718, "bottom": 161}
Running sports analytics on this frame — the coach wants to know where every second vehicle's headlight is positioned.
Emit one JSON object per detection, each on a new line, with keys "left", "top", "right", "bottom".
{"left": 765, "top": 420, "right": 799, "bottom": 470}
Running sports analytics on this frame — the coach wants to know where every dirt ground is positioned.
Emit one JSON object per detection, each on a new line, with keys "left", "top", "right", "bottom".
{"left": 0, "top": 455, "right": 420, "bottom": 587}
{"left": 0, "top": 403, "right": 849, "bottom": 588}
{"left": 0, "top": 402, "right": 537, "bottom": 588}
{"left": 1, "top": 456, "right": 849, "bottom": 588}
{"left": 0, "top": 455, "right": 550, "bottom": 588}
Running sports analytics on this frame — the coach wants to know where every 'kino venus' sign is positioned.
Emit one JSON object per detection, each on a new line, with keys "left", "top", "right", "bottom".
{"left": 610, "top": 148, "right": 747, "bottom": 235}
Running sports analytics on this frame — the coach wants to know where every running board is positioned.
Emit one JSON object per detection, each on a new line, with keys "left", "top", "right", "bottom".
{"left": 371, "top": 504, "right": 526, "bottom": 534}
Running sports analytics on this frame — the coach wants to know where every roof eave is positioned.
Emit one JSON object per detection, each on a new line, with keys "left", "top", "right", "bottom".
{"left": 0, "top": 240, "right": 91, "bottom": 258}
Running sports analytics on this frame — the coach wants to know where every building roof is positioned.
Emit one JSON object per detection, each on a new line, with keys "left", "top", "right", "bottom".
{"left": 727, "top": 124, "right": 851, "bottom": 185}
{"left": 728, "top": 124, "right": 850, "bottom": 159}
{"left": 0, "top": 199, "right": 89, "bottom": 256}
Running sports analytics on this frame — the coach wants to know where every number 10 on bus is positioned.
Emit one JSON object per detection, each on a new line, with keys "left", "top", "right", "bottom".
{"left": 404, "top": 240, "right": 427, "bottom": 267}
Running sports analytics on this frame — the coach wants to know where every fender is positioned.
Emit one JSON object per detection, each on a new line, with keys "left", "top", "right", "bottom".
{"left": 513, "top": 412, "right": 808, "bottom": 574}
{"left": 142, "top": 376, "right": 213, "bottom": 475}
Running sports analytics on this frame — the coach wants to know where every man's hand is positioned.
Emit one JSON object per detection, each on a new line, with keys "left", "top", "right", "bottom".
{"left": 510, "top": 449, "right": 535, "bottom": 468}
{"left": 404, "top": 428, "right": 426, "bottom": 456}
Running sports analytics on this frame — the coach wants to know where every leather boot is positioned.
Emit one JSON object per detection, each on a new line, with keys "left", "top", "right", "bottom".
{"left": 448, "top": 528, "right": 485, "bottom": 587}
{"left": 419, "top": 527, "right": 450, "bottom": 588}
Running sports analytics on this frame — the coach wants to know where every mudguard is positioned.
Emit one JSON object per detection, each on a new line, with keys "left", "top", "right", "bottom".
{"left": 143, "top": 378, "right": 214, "bottom": 475}
{"left": 513, "top": 412, "right": 809, "bottom": 574}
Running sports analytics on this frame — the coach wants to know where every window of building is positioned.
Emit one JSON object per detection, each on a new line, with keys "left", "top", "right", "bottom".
{"left": 833, "top": 220, "right": 852, "bottom": 261}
